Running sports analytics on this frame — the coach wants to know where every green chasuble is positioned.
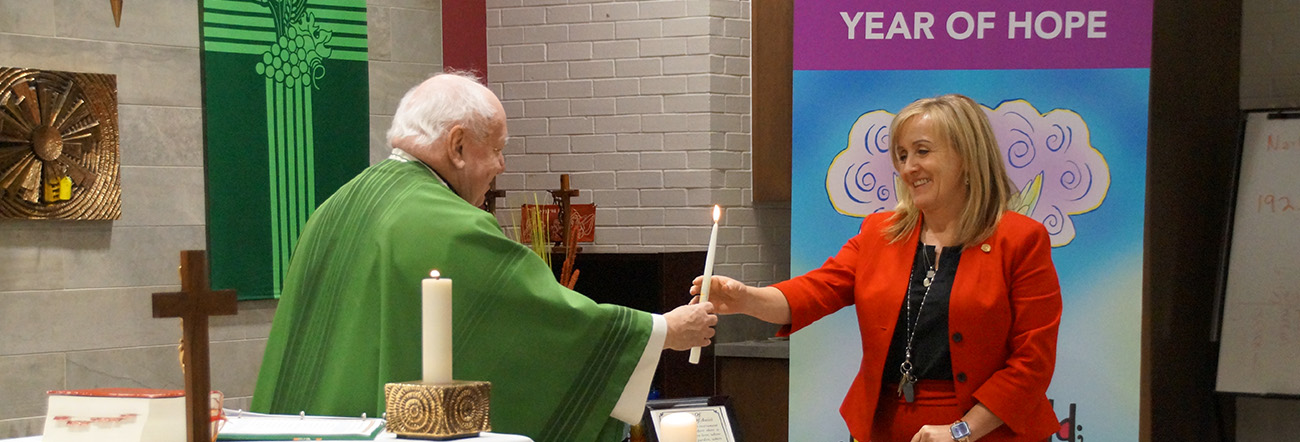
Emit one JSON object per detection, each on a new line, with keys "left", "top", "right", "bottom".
{"left": 252, "top": 159, "right": 652, "bottom": 442}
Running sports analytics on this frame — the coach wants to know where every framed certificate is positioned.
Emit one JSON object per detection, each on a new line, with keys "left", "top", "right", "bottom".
{"left": 643, "top": 396, "right": 740, "bottom": 442}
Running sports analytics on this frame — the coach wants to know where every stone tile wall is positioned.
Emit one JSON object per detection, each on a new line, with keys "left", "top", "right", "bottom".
{"left": 0, "top": 0, "right": 441, "bottom": 438}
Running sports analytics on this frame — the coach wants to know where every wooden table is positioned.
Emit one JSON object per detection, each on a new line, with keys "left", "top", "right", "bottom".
{"left": 717, "top": 338, "right": 790, "bottom": 442}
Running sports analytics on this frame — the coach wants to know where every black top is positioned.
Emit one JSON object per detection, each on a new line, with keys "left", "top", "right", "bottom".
{"left": 882, "top": 241, "right": 962, "bottom": 383}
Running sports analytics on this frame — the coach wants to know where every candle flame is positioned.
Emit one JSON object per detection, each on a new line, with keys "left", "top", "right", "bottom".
{"left": 712, "top": 205, "right": 721, "bottom": 222}
{"left": 430, "top": 270, "right": 441, "bottom": 279}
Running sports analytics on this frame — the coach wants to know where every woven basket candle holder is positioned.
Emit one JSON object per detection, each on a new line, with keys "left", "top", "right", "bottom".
{"left": 384, "top": 380, "right": 491, "bottom": 440}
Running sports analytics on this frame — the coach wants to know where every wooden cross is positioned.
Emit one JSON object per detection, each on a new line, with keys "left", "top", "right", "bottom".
{"left": 152, "top": 250, "right": 238, "bottom": 442}
{"left": 549, "top": 174, "right": 580, "bottom": 250}
{"left": 481, "top": 178, "right": 507, "bottom": 214}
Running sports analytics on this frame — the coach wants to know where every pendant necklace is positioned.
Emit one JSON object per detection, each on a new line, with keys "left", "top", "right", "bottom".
{"left": 922, "top": 244, "right": 936, "bottom": 287}
{"left": 897, "top": 243, "right": 936, "bottom": 403}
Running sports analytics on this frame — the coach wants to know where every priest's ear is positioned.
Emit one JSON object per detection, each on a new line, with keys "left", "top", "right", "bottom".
{"left": 445, "top": 124, "right": 468, "bottom": 169}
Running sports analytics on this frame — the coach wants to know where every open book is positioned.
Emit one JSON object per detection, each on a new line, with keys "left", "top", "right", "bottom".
{"left": 217, "top": 410, "right": 385, "bottom": 441}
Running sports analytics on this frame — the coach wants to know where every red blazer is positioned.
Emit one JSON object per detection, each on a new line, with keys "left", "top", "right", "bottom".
{"left": 773, "top": 211, "right": 1061, "bottom": 441}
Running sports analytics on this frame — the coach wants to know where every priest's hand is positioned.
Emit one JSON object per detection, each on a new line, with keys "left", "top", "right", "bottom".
{"left": 662, "top": 302, "right": 718, "bottom": 351}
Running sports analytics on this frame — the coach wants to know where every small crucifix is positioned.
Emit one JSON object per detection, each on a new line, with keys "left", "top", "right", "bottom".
{"left": 549, "top": 174, "right": 580, "bottom": 251}
{"left": 481, "top": 178, "right": 507, "bottom": 215}
{"left": 152, "top": 250, "right": 238, "bottom": 442}
{"left": 549, "top": 174, "right": 582, "bottom": 288}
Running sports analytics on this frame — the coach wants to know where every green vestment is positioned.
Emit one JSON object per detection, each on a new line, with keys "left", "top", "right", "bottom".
{"left": 252, "top": 159, "right": 652, "bottom": 442}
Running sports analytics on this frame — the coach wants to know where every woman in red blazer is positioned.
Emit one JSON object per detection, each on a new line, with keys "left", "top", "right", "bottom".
{"left": 694, "top": 94, "right": 1061, "bottom": 442}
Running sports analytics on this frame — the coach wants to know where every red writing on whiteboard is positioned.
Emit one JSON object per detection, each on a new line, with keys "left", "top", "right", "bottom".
{"left": 1267, "top": 134, "right": 1300, "bottom": 151}
{"left": 1258, "top": 194, "right": 1298, "bottom": 212}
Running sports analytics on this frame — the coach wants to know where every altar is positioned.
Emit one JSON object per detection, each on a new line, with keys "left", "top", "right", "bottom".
{"left": 7, "top": 252, "right": 535, "bottom": 442}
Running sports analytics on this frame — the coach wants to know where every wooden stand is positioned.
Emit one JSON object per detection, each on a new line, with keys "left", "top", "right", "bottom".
{"left": 151, "top": 250, "right": 238, "bottom": 442}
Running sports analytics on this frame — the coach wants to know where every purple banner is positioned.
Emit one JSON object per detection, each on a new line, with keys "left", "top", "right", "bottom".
{"left": 795, "top": 1, "right": 1152, "bottom": 71}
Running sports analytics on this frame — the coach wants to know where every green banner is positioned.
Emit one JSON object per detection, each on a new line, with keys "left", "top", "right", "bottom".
{"left": 203, "top": 0, "right": 368, "bottom": 300}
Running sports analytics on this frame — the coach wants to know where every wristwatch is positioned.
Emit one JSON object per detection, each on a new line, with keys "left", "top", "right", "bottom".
{"left": 949, "top": 420, "right": 971, "bottom": 442}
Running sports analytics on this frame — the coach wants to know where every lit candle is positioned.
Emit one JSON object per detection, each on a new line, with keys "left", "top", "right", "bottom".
{"left": 423, "top": 270, "right": 453, "bottom": 383}
{"left": 659, "top": 412, "right": 697, "bottom": 442}
{"left": 689, "top": 205, "right": 721, "bottom": 364}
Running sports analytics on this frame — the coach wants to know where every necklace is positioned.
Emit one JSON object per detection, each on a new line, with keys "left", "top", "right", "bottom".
{"left": 921, "top": 243, "right": 936, "bottom": 287}
{"left": 897, "top": 242, "right": 935, "bottom": 403}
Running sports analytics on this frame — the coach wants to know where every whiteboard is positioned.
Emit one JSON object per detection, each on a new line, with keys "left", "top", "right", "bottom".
{"left": 1216, "top": 111, "right": 1300, "bottom": 396}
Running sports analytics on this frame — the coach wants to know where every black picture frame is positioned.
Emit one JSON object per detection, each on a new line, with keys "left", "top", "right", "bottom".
{"left": 642, "top": 396, "right": 741, "bottom": 442}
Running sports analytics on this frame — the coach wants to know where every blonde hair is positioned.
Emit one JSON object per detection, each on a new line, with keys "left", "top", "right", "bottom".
{"left": 884, "top": 94, "right": 1015, "bottom": 245}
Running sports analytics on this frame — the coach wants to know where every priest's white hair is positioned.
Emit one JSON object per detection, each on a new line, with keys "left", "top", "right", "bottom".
{"left": 386, "top": 71, "right": 497, "bottom": 148}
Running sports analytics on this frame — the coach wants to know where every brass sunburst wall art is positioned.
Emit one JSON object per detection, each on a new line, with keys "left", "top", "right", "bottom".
{"left": 0, "top": 67, "right": 120, "bottom": 220}
{"left": 111, "top": 0, "right": 124, "bottom": 27}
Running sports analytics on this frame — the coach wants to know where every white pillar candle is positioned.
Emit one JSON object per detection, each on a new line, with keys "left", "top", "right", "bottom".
{"left": 423, "top": 270, "right": 453, "bottom": 383}
{"left": 659, "top": 412, "right": 697, "bottom": 442}
{"left": 689, "top": 205, "right": 721, "bottom": 364}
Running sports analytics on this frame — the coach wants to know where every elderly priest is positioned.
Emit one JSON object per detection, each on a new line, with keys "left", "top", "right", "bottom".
{"left": 251, "top": 72, "right": 718, "bottom": 442}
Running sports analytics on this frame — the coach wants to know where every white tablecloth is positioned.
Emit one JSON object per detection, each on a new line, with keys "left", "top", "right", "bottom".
{"left": 2, "top": 431, "right": 532, "bottom": 442}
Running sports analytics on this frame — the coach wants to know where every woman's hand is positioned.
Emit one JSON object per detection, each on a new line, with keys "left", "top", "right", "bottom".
{"left": 689, "top": 274, "right": 749, "bottom": 315}
{"left": 912, "top": 405, "right": 1002, "bottom": 442}
{"left": 910, "top": 424, "right": 954, "bottom": 442}
{"left": 689, "top": 275, "right": 792, "bottom": 325}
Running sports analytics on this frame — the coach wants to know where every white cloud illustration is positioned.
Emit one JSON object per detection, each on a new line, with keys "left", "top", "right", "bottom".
{"left": 825, "top": 100, "right": 1110, "bottom": 247}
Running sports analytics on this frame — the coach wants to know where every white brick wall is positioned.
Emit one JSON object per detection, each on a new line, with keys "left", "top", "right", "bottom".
{"left": 489, "top": 0, "right": 787, "bottom": 296}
